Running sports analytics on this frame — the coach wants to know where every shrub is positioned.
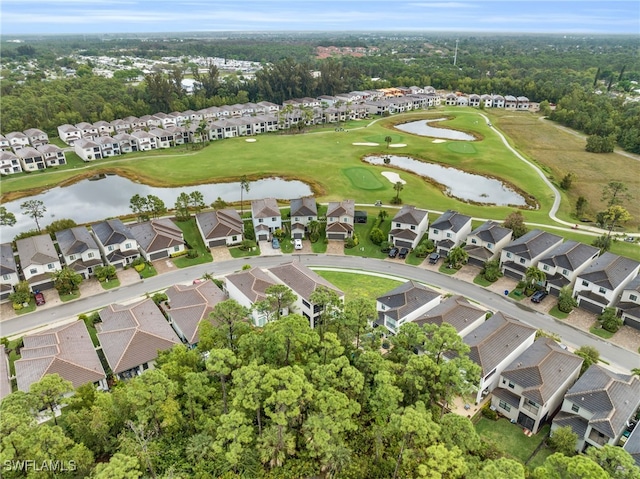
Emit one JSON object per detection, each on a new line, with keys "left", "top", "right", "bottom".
{"left": 134, "top": 264, "right": 145, "bottom": 272}
{"left": 242, "top": 264, "right": 252, "bottom": 271}
{"left": 345, "top": 237, "right": 357, "bottom": 249}
{"left": 13, "top": 303, "right": 23, "bottom": 311}
{"left": 369, "top": 227, "right": 385, "bottom": 245}
{"left": 240, "top": 239, "right": 256, "bottom": 251}
{"left": 170, "top": 250, "right": 189, "bottom": 258}
{"left": 414, "top": 244, "right": 428, "bottom": 258}
{"left": 558, "top": 286, "right": 578, "bottom": 313}
{"left": 422, "top": 239, "right": 435, "bottom": 253}
{"left": 481, "top": 403, "right": 498, "bottom": 420}
{"left": 598, "top": 307, "right": 622, "bottom": 333}
{"left": 187, "top": 249, "right": 199, "bottom": 259}
{"left": 481, "top": 260, "right": 502, "bottom": 282}
{"left": 131, "top": 257, "right": 146, "bottom": 267}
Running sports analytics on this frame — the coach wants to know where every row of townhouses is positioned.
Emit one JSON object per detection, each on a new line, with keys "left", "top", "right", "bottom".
{"left": 0, "top": 127, "right": 66, "bottom": 174}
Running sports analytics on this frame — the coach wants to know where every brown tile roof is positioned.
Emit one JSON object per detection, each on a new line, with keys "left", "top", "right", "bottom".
{"left": 97, "top": 299, "right": 180, "bottom": 375}
{"left": 377, "top": 280, "right": 440, "bottom": 321}
{"left": 15, "top": 321, "right": 105, "bottom": 391}
{"left": 16, "top": 235, "right": 58, "bottom": 268}
{"left": 196, "top": 209, "right": 243, "bottom": 240}
{"left": 578, "top": 252, "right": 640, "bottom": 291}
{"left": 326, "top": 199, "right": 355, "bottom": 218}
{"left": 1, "top": 243, "right": 17, "bottom": 276}
{"left": 251, "top": 198, "right": 280, "bottom": 219}
{"left": 502, "top": 229, "right": 563, "bottom": 260}
{"left": 414, "top": 295, "right": 485, "bottom": 333}
{"left": 267, "top": 262, "right": 344, "bottom": 300}
{"left": 391, "top": 205, "right": 427, "bottom": 226}
{"left": 290, "top": 197, "right": 317, "bottom": 217}
{"left": 226, "top": 267, "right": 279, "bottom": 303}
{"left": 129, "top": 218, "right": 184, "bottom": 255}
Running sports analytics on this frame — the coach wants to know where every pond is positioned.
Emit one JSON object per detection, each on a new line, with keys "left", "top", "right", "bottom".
{"left": 3, "top": 175, "right": 313, "bottom": 235}
{"left": 364, "top": 155, "right": 527, "bottom": 206}
{"left": 394, "top": 118, "right": 476, "bottom": 141}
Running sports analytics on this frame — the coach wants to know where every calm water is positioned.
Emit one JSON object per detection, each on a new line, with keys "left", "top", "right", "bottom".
{"left": 2, "top": 175, "right": 312, "bottom": 236}
{"left": 394, "top": 118, "right": 476, "bottom": 141}
{"left": 365, "top": 155, "right": 526, "bottom": 206}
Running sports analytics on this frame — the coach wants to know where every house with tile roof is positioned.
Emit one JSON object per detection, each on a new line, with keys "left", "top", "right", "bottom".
{"left": 491, "top": 338, "right": 583, "bottom": 433}
{"left": 0, "top": 151, "right": 22, "bottom": 174}
{"left": 36, "top": 144, "right": 66, "bottom": 167}
{"left": 428, "top": 210, "right": 472, "bottom": 256}
{"left": 113, "top": 133, "right": 139, "bottom": 153}
{"left": 129, "top": 218, "right": 185, "bottom": 261}
{"left": 617, "top": 275, "right": 640, "bottom": 330}
{"left": 57, "top": 124, "right": 82, "bottom": 146}
{"left": 131, "top": 130, "right": 158, "bottom": 151}
{"left": 0, "top": 134, "right": 11, "bottom": 151}
{"left": 74, "top": 138, "right": 103, "bottom": 161}
{"left": 538, "top": 241, "right": 600, "bottom": 297}
{"left": 162, "top": 280, "right": 227, "bottom": 346}
{"left": 225, "top": 267, "right": 280, "bottom": 327}
{"left": 326, "top": 200, "right": 355, "bottom": 240}
{"left": 414, "top": 295, "right": 486, "bottom": 337}
{"left": 1, "top": 243, "right": 20, "bottom": 302}
{"left": 573, "top": 252, "right": 640, "bottom": 314}
{"left": 0, "top": 345, "right": 12, "bottom": 400}
{"left": 251, "top": 198, "right": 282, "bottom": 242}
{"left": 16, "top": 235, "right": 62, "bottom": 291}
{"left": 463, "top": 220, "right": 513, "bottom": 267}
{"left": 15, "top": 321, "right": 107, "bottom": 392}
{"left": 500, "top": 229, "right": 564, "bottom": 281}
{"left": 388, "top": 205, "right": 429, "bottom": 249}
{"left": 55, "top": 227, "right": 104, "bottom": 279}
{"left": 149, "top": 128, "right": 174, "bottom": 149}
{"left": 97, "top": 298, "right": 181, "bottom": 380}
{"left": 289, "top": 197, "right": 318, "bottom": 239}
{"left": 92, "top": 219, "right": 139, "bottom": 268}
{"left": 195, "top": 209, "right": 243, "bottom": 248}
{"left": 6, "top": 131, "right": 30, "bottom": 150}
{"left": 267, "top": 262, "right": 344, "bottom": 329}
{"left": 15, "top": 146, "right": 46, "bottom": 171}
{"left": 376, "top": 280, "right": 442, "bottom": 334}
{"left": 94, "top": 135, "right": 122, "bottom": 158}
{"left": 24, "top": 128, "right": 49, "bottom": 148}
{"left": 623, "top": 423, "right": 640, "bottom": 468}
{"left": 461, "top": 311, "right": 537, "bottom": 403}
{"left": 552, "top": 365, "right": 640, "bottom": 452}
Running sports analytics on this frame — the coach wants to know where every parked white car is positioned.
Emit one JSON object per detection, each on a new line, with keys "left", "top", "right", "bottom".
{"left": 294, "top": 239, "right": 303, "bottom": 250}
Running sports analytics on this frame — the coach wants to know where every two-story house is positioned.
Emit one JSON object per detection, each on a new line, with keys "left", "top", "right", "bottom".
{"left": 15, "top": 321, "right": 107, "bottom": 392}
{"left": 16, "top": 235, "right": 62, "bottom": 291}
{"left": 97, "top": 299, "right": 181, "bottom": 380}
{"left": 92, "top": 219, "right": 139, "bottom": 268}
{"left": 552, "top": 365, "right": 640, "bottom": 452}
{"left": 6, "top": 131, "right": 30, "bottom": 150}
{"left": 573, "top": 252, "right": 640, "bottom": 314}
{"left": 538, "top": 241, "right": 600, "bottom": 297}
{"left": 500, "top": 229, "right": 564, "bottom": 280}
{"left": 74, "top": 138, "right": 103, "bottom": 161}
{"left": 225, "top": 267, "right": 280, "bottom": 327}
{"left": 289, "top": 197, "right": 318, "bottom": 239}
{"left": 388, "top": 205, "right": 429, "bottom": 249}
{"left": 0, "top": 243, "right": 20, "bottom": 302}
{"left": 195, "top": 209, "right": 244, "bottom": 248}
{"left": 149, "top": 128, "right": 174, "bottom": 149}
{"left": 428, "top": 210, "right": 473, "bottom": 256}
{"left": 491, "top": 338, "right": 583, "bottom": 434}
{"left": 94, "top": 136, "right": 121, "bottom": 158}
{"left": 0, "top": 151, "right": 22, "bottom": 174}
{"left": 24, "top": 128, "right": 49, "bottom": 147}
{"left": 326, "top": 199, "right": 355, "bottom": 240}
{"left": 130, "top": 130, "right": 158, "bottom": 151}
{"left": 617, "top": 275, "right": 640, "bottom": 330}
{"left": 414, "top": 295, "right": 486, "bottom": 337}
{"left": 251, "top": 198, "right": 282, "bottom": 242}
{"left": 113, "top": 133, "right": 139, "bottom": 153}
{"left": 267, "top": 262, "right": 344, "bottom": 329}
{"left": 463, "top": 220, "right": 513, "bottom": 266}
{"left": 15, "top": 147, "right": 46, "bottom": 171}
{"left": 376, "top": 280, "right": 442, "bottom": 334}
{"left": 129, "top": 218, "right": 185, "bottom": 261}
{"left": 55, "top": 226, "right": 104, "bottom": 278}
{"left": 36, "top": 144, "right": 66, "bottom": 167}
{"left": 57, "top": 124, "right": 82, "bottom": 145}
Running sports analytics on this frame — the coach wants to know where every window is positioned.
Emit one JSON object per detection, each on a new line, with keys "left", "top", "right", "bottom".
{"left": 499, "top": 400, "right": 511, "bottom": 412}
{"left": 506, "top": 252, "right": 512, "bottom": 258}
{"left": 173, "top": 246, "right": 181, "bottom": 252}
{"left": 125, "top": 243, "right": 132, "bottom": 249}
{"left": 599, "top": 287, "right": 607, "bottom": 294}
{"left": 508, "top": 381, "right": 515, "bottom": 389}
{"left": 630, "top": 294, "right": 638, "bottom": 302}
{"left": 69, "top": 255, "right": 75, "bottom": 261}
{"left": 571, "top": 404, "right": 580, "bottom": 413}
{"left": 302, "top": 299, "right": 310, "bottom": 308}
{"left": 582, "top": 280, "right": 589, "bottom": 287}
{"left": 47, "top": 263, "right": 55, "bottom": 270}
{"left": 519, "top": 258, "right": 526, "bottom": 264}
{"left": 258, "top": 218, "right": 263, "bottom": 223}
{"left": 487, "top": 243, "right": 493, "bottom": 249}
{"left": 2, "top": 274, "right": 10, "bottom": 280}
{"left": 272, "top": 218, "right": 277, "bottom": 222}
{"left": 232, "top": 236, "right": 237, "bottom": 242}
{"left": 543, "top": 265, "right": 549, "bottom": 271}
{"left": 562, "top": 269, "right": 568, "bottom": 275}
{"left": 433, "top": 229, "right": 439, "bottom": 234}
{"left": 396, "top": 223, "right": 401, "bottom": 228}
{"left": 471, "top": 239, "right": 477, "bottom": 244}
{"left": 88, "top": 252, "right": 94, "bottom": 258}
{"left": 308, "top": 217, "right": 313, "bottom": 221}
{"left": 446, "top": 232, "right": 452, "bottom": 238}
{"left": 108, "top": 245, "right": 114, "bottom": 251}
{"left": 410, "top": 225, "right": 415, "bottom": 230}
{"left": 30, "top": 268, "right": 37, "bottom": 274}
{"left": 294, "top": 217, "right": 299, "bottom": 222}
{"left": 343, "top": 217, "right": 348, "bottom": 222}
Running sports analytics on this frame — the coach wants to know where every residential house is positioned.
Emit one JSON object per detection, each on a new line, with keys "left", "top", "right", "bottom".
{"left": 94, "top": 136, "right": 121, "bottom": 158}
{"left": 388, "top": 205, "right": 429, "bottom": 249}
{"left": 468, "top": 94, "right": 481, "bottom": 107}
{"left": 55, "top": 227, "right": 103, "bottom": 278}
{"left": 480, "top": 94, "right": 493, "bottom": 108}
{"left": 93, "top": 120, "right": 114, "bottom": 136}
{"left": 15, "top": 147, "right": 46, "bottom": 171}
{"left": 57, "top": 124, "right": 82, "bottom": 145}
{"left": 461, "top": 311, "right": 537, "bottom": 403}
{"left": 290, "top": 197, "right": 318, "bottom": 239}
{"left": 0, "top": 151, "right": 23, "bottom": 174}
{"left": 552, "top": 365, "right": 640, "bottom": 452}
{"left": 113, "top": 133, "right": 139, "bottom": 153}
{"left": 326, "top": 199, "right": 355, "bottom": 240}
{"left": 624, "top": 424, "right": 640, "bottom": 467}
{"left": 617, "top": 275, "right": 640, "bottom": 330}
{"left": 74, "top": 138, "right": 103, "bottom": 162}
{"left": 428, "top": 210, "right": 473, "bottom": 256}
{"left": 225, "top": 267, "right": 280, "bottom": 327}
{"left": 267, "top": 262, "right": 345, "bottom": 329}
{"left": 251, "top": 198, "right": 282, "bottom": 241}
{"left": 16, "top": 235, "right": 61, "bottom": 291}
{"left": 36, "top": 144, "right": 66, "bottom": 167}
{"left": 165, "top": 125, "right": 189, "bottom": 145}
{"left": 129, "top": 218, "right": 185, "bottom": 261}
{"left": 195, "top": 209, "right": 244, "bottom": 248}
{"left": 15, "top": 321, "right": 107, "bottom": 392}
{"left": 504, "top": 95, "right": 518, "bottom": 109}
{"left": 75, "top": 121, "right": 98, "bottom": 139}
{"left": 122, "top": 116, "right": 142, "bottom": 131}
{"left": 517, "top": 96, "right": 530, "bottom": 110}
{"left": 162, "top": 281, "right": 227, "bottom": 346}
{"left": 491, "top": 94, "right": 505, "bottom": 108}
{"left": 6, "top": 131, "right": 30, "bottom": 150}
{"left": 131, "top": 130, "right": 158, "bottom": 151}
{"left": 491, "top": 338, "right": 583, "bottom": 434}
{"left": 149, "top": 128, "right": 174, "bottom": 149}
{"left": 0, "top": 134, "right": 10, "bottom": 151}
{"left": 573, "top": 252, "right": 640, "bottom": 314}
{"left": 414, "top": 295, "right": 486, "bottom": 337}
{"left": 500, "top": 229, "right": 564, "bottom": 280}
{"left": 464, "top": 220, "right": 513, "bottom": 266}
{"left": 376, "top": 280, "right": 442, "bottom": 334}
{"left": 24, "top": 128, "right": 49, "bottom": 147}
{"left": 445, "top": 93, "right": 458, "bottom": 105}
{"left": 97, "top": 299, "right": 181, "bottom": 380}
{"left": 110, "top": 119, "right": 129, "bottom": 134}
{"left": 1, "top": 243, "right": 20, "bottom": 302}
{"left": 92, "top": 219, "right": 139, "bottom": 268}
{"left": 0, "top": 345, "right": 11, "bottom": 400}
{"left": 538, "top": 241, "right": 600, "bottom": 297}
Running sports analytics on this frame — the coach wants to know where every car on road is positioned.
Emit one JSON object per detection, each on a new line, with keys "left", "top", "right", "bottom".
{"left": 531, "top": 290, "right": 548, "bottom": 303}
{"left": 34, "top": 292, "right": 46, "bottom": 306}
{"left": 294, "top": 239, "right": 303, "bottom": 250}
{"left": 388, "top": 248, "right": 399, "bottom": 258}
{"left": 271, "top": 238, "right": 280, "bottom": 249}
{"left": 399, "top": 247, "right": 409, "bottom": 259}
{"left": 428, "top": 253, "right": 441, "bottom": 264}
{"left": 624, "top": 237, "right": 636, "bottom": 243}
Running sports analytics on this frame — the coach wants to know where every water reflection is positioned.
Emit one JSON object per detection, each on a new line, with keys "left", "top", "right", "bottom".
{"left": 365, "top": 155, "right": 527, "bottom": 206}
{"left": 394, "top": 118, "right": 476, "bottom": 141}
{"left": 3, "top": 175, "right": 312, "bottom": 235}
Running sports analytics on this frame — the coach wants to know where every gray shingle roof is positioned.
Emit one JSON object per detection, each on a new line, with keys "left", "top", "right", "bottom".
{"left": 290, "top": 197, "right": 317, "bottom": 217}
{"left": 55, "top": 226, "right": 99, "bottom": 256}
{"left": 129, "top": 218, "right": 184, "bottom": 254}
{"left": 578, "top": 252, "right": 640, "bottom": 291}
{"left": 538, "top": 240, "right": 599, "bottom": 272}
{"left": 469, "top": 220, "right": 512, "bottom": 244}
{"left": 0, "top": 243, "right": 17, "bottom": 276}
{"left": 0, "top": 345, "right": 11, "bottom": 400}
{"left": 267, "top": 262, "right": 343, "bottom": 301}
{"left": 326, "top": 199, "right": 355, "bottom": 218}
{"left": 377, "top": 280, "right": 440, "bottom": 321}
{"left": 624, "top": 422, "right": 640, "bottom": 467}
{"left": 392, "top": 205, "right": 427, "bottom": 226}
{"left": 430, "top": 209, "right": 471, "bottom": 233}
{"left": 251, "top": 198, "right": 280, "bottom": 219}
{"left": 16, "top": 235, "right": 58, "bottom": 268}
{"left": 414, "top": 295, "right": 485, "bottom": 333}
{"left": 92, "top": 219, "right": 135, "bottom": 247}
{"left": 226, "top": 267, "right": 279, "bottom": 303}
{"left": 502, "top": 229, "right": 563, "bottom": 260}
{"left": 553, "top": 411, "right": 589, "bottom": 439}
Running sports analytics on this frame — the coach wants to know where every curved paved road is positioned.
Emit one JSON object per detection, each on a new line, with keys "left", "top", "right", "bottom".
{"left": 2, "top": 255, "right": 638, "bottom": 372}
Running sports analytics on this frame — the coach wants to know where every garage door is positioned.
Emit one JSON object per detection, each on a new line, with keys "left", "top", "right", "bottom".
{"left": 36, "top": 280, "right": 55, "bottom": 291}
{"left": 328, "top": 233, "right": 344, "bottom": 240}
{"left": 395, "top": 240, "right": 412, "bottom": 248}
{"left": 467, "top": 257, "right": 484, "bottom": 267}
{"left": 208, "top": 239, "right": 226, "bottom": 247}
{"left": 149, "top": 251, "right": 168, "bottom": 261}
{"left": 437, "top": 247, "right": 449, "bottom": 256}
{"left": 577, "top": 297, "right": 604, "bottom": 314}
{"left": 623, "top": 315, "right": 640, "bottom": 330}
{"left": 503, "top": 268, "right": 522, "bottom": 280}
{"left": 548, "top": 286, "right": 561, "bottom": 297}
{"left": 293, "top": 232, "right": 303, "bottom": 239}
{"left": 258, "top": 233, "right": 269, "bottom": 241}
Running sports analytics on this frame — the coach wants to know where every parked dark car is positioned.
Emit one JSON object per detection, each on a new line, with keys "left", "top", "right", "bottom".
{"left": 428, "top": 253, "right": 441, "bottom": 264}
{"left": 34, "top": 292, "right": 46, "bottom": 306}
{"left": 388, "top": 248, "right": 399, "bottom": 258}
{"left": 531, "top": 290, "right": 548, "bottom": 303}
{"left": 271, "top": 238, "right": 280, "bottom": 249}
{"left": 399, "top": 248, "right": 409, "bottom": 259}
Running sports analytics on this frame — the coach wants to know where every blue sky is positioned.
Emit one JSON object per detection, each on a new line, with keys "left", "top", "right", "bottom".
{"left": 1, "top": 0, "right": 639, "bottom": 35}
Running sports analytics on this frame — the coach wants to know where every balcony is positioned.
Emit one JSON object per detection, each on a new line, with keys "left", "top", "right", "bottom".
{"left": 588, "top": 429, "right": 610, "bottom": 446}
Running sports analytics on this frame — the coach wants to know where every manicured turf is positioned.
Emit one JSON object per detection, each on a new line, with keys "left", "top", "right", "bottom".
{"left": 59, "top": 291, "right": 81, "bottom": 302}
{"left": 446, "top": 142, "right": 477, "bottom": 154}
{"left": 313, "top": 270, "right": 403, "bottom": 301}
{"left": 344, "top": 217, "right": 391, "bottom": 259}
{"left": 473, "top": 274, "right": 494, "bottom": 287}
{"left": 101, "top": 279, "right": 121, "bottom": 290}
{"left": 475, "top": 417, "right": 550, "bottom": 464}
{"left": 342, "top": 167, "right": 385, "bottom": 190}
{"left": 139, "top": 264, "right": 157, "bottom": 279}
{"left": 229, "top": 246, "right": 261, "bottom": 258}
{"left": 15, "top": 299, "right": 36, "bottom": 315}
{"left": 525, "top": 444, "right": 554, "bottom": 471}
{"left": 174, "top": 219, "right": 213, "bottom": 267}
{"left": 590, "top": 326, "right": 614, "bottom": 339}
{"left": 548, "top": 306, "right": 570, "bottom": 319}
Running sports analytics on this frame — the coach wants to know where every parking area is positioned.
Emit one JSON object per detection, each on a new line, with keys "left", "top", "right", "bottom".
{"left": 258, "top": 240, "right": 283, "bottom": 256}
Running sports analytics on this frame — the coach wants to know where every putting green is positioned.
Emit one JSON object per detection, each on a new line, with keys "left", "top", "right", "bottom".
{"left": 343, "top": 167, "right": 385, "bottom": 190}
{"left": 363, "top": 134, "right": 404, "bottom": 144}
{"left": 446, "top": 142, "right": 477, "bottom": 154}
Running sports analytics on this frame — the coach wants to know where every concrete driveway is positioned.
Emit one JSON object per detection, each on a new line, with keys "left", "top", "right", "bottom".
{"left": 258, "top": 240, "right": 283, "bottom": 256}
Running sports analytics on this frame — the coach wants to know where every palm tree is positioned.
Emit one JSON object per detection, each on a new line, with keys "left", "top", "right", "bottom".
{"left": 524, "top": 266, "right": 546, "bottom": 293}
{"left": 393, "top": 181, "right": 404, "bottom": 204}
{"left": 385, "top": 136, "right": 393, "bottom": 148}
{"left": 239, "top": 176, "right": 250, "bottom": 215}
{"left": 307, "top": 220, "right": 321, "bottom": 242}
{"left": 377, "top": 210, "right": 388, "bottom": 222}
{"left": 447, "top": 246, "right": 469, "bottom": 269}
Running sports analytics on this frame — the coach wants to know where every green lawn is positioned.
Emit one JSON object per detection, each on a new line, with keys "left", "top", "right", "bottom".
{"left": 526, "top": 444, "right": 554, "bottom": 471}
{"left": 101, "top": 279, "right": 121, "bottom": 290}
{"left": 15, "top": 299, "right": 36, "bottom": 315}
{"left": 229, "top": 246, "right": 261, "bottom": 258}
{"left": 344, "top": 218, "right": 391, "bottom": 259}
{"left": 473, "top": 274, "right": 494, "bottom": 287}
{"left": 475, "top": 417, "right": 550, "bottom": 464}
{"left": 59, "top": 290, "right": 81, "bottom": 302}
{"left": 343, "top": 167, "right": 386, "bottom": 190}
{"left": 508, "top": 289, "right": 525, "bottom": 300}
{"left": 311, "top": 240, "right": 328, "bottom": 254}
{"left": 548, "top": 305, "right": 570, "bottom": 319}
{"left": 313, "top": 270, "right": 404, "bottom": 301}
{"left": 174, "top": 219, "right": 213, "bottom": 267}
{"left": 139, "top": 264, "right": 157, "bottom": 279}
{"left": 590, "top": 326, "right": 614, "bottom": 339}
{"left": 438, "top": 264, "right": 459, "bottom": 275}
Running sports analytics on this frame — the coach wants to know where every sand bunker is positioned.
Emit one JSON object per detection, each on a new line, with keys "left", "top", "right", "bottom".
{"left": 432, "top": 139, "right": 447, "bottom": 144}
{"left": 382, "top": 171, "right": 406, "bottom": 184}
{"left": 352, "top": 142, "right": 379, "bottom": 146}
{"left": 245, "top": 138, "right": 257, "bottom": 142}
{"left": 389, "top": 143, "right": 407, "bottom": 148}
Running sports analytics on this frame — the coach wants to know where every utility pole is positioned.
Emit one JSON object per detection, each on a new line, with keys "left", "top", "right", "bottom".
{"left": 453, "top": 39, "right": 459, "bottom": 66}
